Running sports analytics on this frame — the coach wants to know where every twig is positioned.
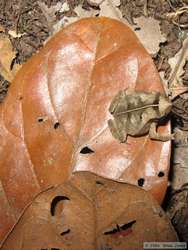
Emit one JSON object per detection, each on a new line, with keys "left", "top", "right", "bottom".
{"left": 166, "top": 6, "right": 188, "bottom": 28}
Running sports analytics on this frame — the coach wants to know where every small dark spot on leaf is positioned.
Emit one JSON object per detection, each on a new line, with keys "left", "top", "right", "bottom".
{"left": 95, "top": 13, "right": 99, "bottom": 17}
{"left": 19, "top": 96, "right": 23, "bottom": 100}
{"left": 120, "top": 220, "right": 136, "bottom": 230}
{"left": 60, "top": 229, "right": 71, "bottom": 236}
{"left": 104, "top": 220, "right": 136, "bottom": 235}
{"left": 96, "top": 180, "right": 104, "bottom": 185}
{"left": 54, "top": 122, "right": 60, "bottom": 129}
{"left": 80, "top": 146, "right": 94, "bottom": 154}
{"left": 137, "top": 178, "right": 145, "bottom": 187}
{"left": 158, "top": 171, "right": 165, "bottom": 177}
{"left": 104, "top": 225, "right": 120, "bottom": 235}
{"left": 37, "top": 117, "right": 44, "bottom": 123}
{"left": 50, "top": 196, "right": 70, "bottom": 216}
{"left": 134, "top": 27, "right": 141, "bottom": 31}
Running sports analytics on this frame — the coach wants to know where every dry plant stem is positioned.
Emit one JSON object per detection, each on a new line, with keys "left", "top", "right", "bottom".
{"left": 168, "top": 36, "right": 188, "bottom": 98}
{"left": 166, "top": 6, "right": 188, "bottom": 28}
{"left": 143, "top": 0, "right": 148, "bottom": 17}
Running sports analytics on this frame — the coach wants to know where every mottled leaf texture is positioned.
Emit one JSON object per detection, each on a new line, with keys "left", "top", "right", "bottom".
{"left": 0, "top": 17, "right": 171, "bottom": 242}
{"left": 1, "top": 172, "right": 178, "bottom": 250}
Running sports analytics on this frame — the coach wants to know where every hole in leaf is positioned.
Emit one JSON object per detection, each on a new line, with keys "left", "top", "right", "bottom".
{"left": 158, "top": 171, "right": 165, "bottom": 177}
{"left": 134, "top": 27, "right": 141, "bottom": 31}
{"left": 50, "top": 196, "right": 70, "bottom": 216}
{"left": 104, "top": 224, "right": 120, "bottom": 235}
{"left": 54, "top": 122, "right": 60, "bottom": 129}
{"left": 60, "top": 229, "right": 71, "bottom": 236}
{"left": 80, "top": 146, "right": 94, "bottom": 154}
{"left": 120, "top": 220, "right": 136, "bottom": 230}
{"left": 104, "top": 220, "right": 136, "bottom": 235}
{"left": 96, "top": 180, "right": 104, "bottom": 185}
{"left": 37, "top": 117, "right": 44, "bottom": 123}
{"left": 137, "top": 178, "right": 145, "bottom": 187}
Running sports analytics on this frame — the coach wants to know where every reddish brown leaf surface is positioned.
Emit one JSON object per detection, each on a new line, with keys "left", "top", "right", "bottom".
{"left": 1, "top": 172, "right": 178, "bottom": 250}
{"left": 0, "top": 17, "right": 171, "bottom": 242}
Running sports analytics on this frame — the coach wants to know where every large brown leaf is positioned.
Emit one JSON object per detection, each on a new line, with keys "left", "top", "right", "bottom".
{"left": 0, "top": 17, "right": 171, "bottom": 242}
{"left": 1, "top": 172, "right": 178, "bottom": 250}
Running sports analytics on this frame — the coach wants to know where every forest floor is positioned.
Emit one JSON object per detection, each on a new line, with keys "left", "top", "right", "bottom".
{"left": 0, "top": 0, "right": 188, "bottom": 242}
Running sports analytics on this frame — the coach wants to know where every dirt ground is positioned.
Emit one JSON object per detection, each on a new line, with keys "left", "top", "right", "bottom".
{"left": 0, "top": 0, "right": 188, "bottom": 242}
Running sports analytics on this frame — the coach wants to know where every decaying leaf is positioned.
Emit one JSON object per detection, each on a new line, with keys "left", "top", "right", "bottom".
{"left": 0, "top": 74, "right": 9, "bottom": 103}
{"left": 99, "top": 0, "right": 122, "bottom": 20}
{"left": 171, "top": 128, "right": 188, "bottom": 189}
{"left": 74, "top": 4, "right": 99, "bottom": 18}
{"left": 171, "top": 164, "right": 188, "bottom": 191}
{"left": 0, "top": 32, "right": 21, "bottom": 82}
{"left": 1, "top": 172, "right": 178, "bottom": 249}
{"left": 87, "top": 0, "right": 105, "bottom": 7}
{"left": 61, "top": 0, "right": 123, "bottom": 27}
{"left": 37, "top": 1, "right": 65, "bottom": 35}
{"left": 172, "top": 92, "right": 188, "bottom": 130}
{"left": 134, "top": 17, "right": 166, "bottom": 55}
{"left": 166, "top": 185, "right": 188, "bottom": 242}
{"left": 0, "top": 17, "right": 171, "bottom": 242}
{"left": 169, "top": 36, "right": 188, "bottom": 99}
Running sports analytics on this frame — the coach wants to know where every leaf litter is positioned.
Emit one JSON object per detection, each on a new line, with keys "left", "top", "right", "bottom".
{"left": 0, "top": 0, "right": 188, "bottom": 243}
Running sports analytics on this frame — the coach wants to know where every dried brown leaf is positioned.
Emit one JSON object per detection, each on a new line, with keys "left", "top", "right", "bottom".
{"left": 74, "top": 5, "right": 99, "bottom": 18}
{"left": 99, "top": 0, "right": 122, "bottom": 20}
{"left": 0, "top": 17, "right": 171, "bottom": 243}
{"left": 1, "top": 172, "right": 178, "bottom": 250}
{"left": 87, "top": 0, "right": 105, "bottom": 6}
{"left": 134, "top": 17, "right": 166, "bottom": 55}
